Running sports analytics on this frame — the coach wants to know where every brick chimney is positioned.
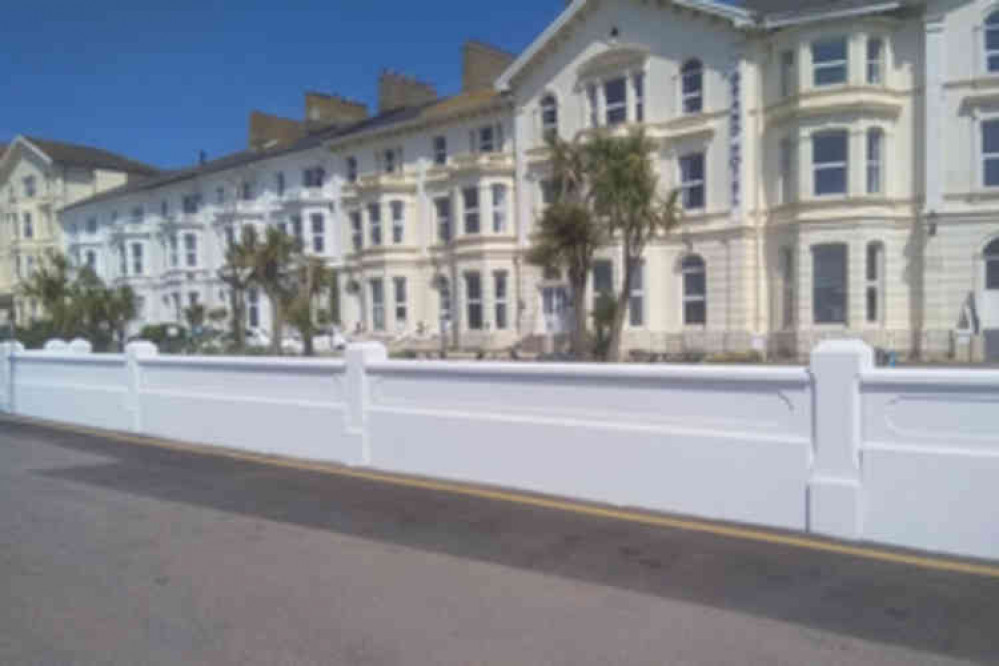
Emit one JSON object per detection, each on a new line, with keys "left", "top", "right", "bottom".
{"left": 378, "top": 70, "right": 437, "bottom": 113}
{"left": 462, "top": 41, "right": 515, "bottom": 93}
{"left": 304, "top": 92, "right": 368, "bottom": 129}
{"left": 248, "top": 111, "right": 305, "bottom": 151}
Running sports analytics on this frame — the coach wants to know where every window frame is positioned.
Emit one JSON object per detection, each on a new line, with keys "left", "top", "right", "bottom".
{"left": 681, "top": 255, "right": 707, "bottom": 326}
{"left": 604, "top": 77, "right": 627, "bottom": 126}
{"left": 679, "top": 152, "right": 706, "bottom": 211}
{"left": 681, "top": 59, "right": 704, "bottom": 114}
{"left": 368, "top": 203, "right": 382, "bottom": 246}
{"left": 628, "top": 261, "right": 644, "bottom": 327}
{"left": 393, "top": 276, "right": 407, "bottom": 326}
{"left": 865, "top": 241, "right": 885, "bottom": 325}
{"left": 184, "top": 233, "right": 198, "bottom": 268}
{"left": 812, "top": 130, "right": 849, "bottom": 197}
{"left": 491, "top": 184, "right": 508, "bottom": 233}
{"left": 633, "top": 72, "right": 645, "bottom": 122}
{"left": 131, "top": 242, "right": 144, "bottom": 276}
{"left": 349, "top": 210, "right": 363, "bottom": 252}
{"left": 982, "top": 117, "right": 999, "bottom": 188}
{"left": 540, "top": 94, "right": 558, "bottom": 140}
{"left": 463, "top": 187, "right": 480, "bottom": 234}
{"left": 986, "top": 11, "right": 999, "bottom": 74}
{"left": 435, "top": 196, "right": 452, "bottom": 243}
{"left": 867, "top": 127, "right": 884, "bottom": 195}
{"left": 812, "top": 243, "right": 849, "bottom": 325}
{"left": 985, "top": 237, "right": 999, "bottom": 290}
{"left": 311, "top": 213, "right": 325, "bottom": 253}
{"left": 433, "top": 136, "right": 447, "bottom": 165}
{"left": 369, "top": 278, "right": 385, "bottom": 332}
{"left": 867, "top": 36, "right": 884, "bottom": 85}
{"left": 493, "top": 270, "right": 508, "bottom": 330}
{"left": 812, "top": 36, "right": 849, "bottom": 87}
{"left": 465, "top": 272, "right": 483, "bottom": 330}
{"left": 390, "top": 200, "right": 405, "bottom": 244}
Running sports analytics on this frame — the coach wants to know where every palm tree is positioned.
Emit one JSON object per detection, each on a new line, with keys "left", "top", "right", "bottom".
{"left": 587, "top": 130, "right": 681, "bottom": 361}
{"left": 284, "top": 255, "right": 331, "bottom": 357}
{"left": 218, "top": 226, "right": 258, "bottom": 352}
{"left": 19, "top": 251, "right": 76, "bottom": 337}
{"left": 526, "top": 136, "right": 604, "bottom": 359}
{"left": 250, "top": 226, "right": 299, "bottom": 354}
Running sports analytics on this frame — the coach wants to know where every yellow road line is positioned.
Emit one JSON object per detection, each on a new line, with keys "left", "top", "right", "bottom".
{"left": 8, "top": 415, "right": 999, "bottom": 579}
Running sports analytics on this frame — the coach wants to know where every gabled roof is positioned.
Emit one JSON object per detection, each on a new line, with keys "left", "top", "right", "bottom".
{"left": 745, "top": 0, "right": 914, "bottom": 28}
{"left": 495, "top": 0, "right": 754, "bottom": 90}
{"left": 22, "top": 136, "right": 160, "bottom": 176}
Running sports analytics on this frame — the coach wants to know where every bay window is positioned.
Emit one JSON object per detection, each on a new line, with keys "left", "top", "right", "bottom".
{"left": 813, "top": 130, "right": 848, "bottom": 196}
{"left": 465, "top": 272, "right": 483, "bottom": 330}
{"left": 491, "top": 184, "right": 508, "bottom": 233}
{"left": 867, "top": 128, "right": 883, "bottom": 194}
{"left": 463, "top": 187, "right": 480, "bottom": 234}
{"left": 813, "top": 243, "right": 848, "bottom": 324}
{"left": 812, "top": 37, "right": 848, "bottom": 87}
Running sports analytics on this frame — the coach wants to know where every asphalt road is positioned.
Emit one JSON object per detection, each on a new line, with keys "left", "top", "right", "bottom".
{"left": 1, "top": 418, "right": 998, "bottom": 666}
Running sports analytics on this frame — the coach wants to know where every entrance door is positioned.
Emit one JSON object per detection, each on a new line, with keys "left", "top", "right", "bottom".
{"left": 542, "top": 286, "right": 570, "bottom": 334}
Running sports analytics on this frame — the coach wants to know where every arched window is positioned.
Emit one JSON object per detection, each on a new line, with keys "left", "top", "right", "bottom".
{"left": 540, "top": 94, "right": 558, "bottom": 140}
{"left": 865, "top": 241, "right": 885, "bottom": 324}
{"left": 987, "top": 12, "right": 999, "bottom": 73}
{"left": 682, "top": 255, "right": 706, "bottom": 325}
{"left": 681, "top": 59, "right": 703, "bottom": 114}
{"left": 986, "top": 238, "right": 999, "bottom": 290}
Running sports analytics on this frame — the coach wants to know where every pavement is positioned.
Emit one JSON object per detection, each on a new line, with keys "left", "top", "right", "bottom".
{"left": 1, "top": 416, "right": 997, "bottom": 666}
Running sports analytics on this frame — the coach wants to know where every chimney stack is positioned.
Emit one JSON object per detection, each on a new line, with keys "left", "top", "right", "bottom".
{"left": 304, "top": 92, "right": 368, "bottom": 129}
{"left": 247, "top": 111, "right": 305, "bottom": 151}
{"left": 462, "top": 41, "right": 515, "bottom": 93}
{"left": 378, "top": 70, "right": 437, "bottom": 113}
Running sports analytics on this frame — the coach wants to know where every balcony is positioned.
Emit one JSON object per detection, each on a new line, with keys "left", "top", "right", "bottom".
{"left": 277, "top": 187, "right": 335, "bottom": 209}
{"left": 448, "top": 151, "right": 514, "bottom": 176}
{"left": 353, "top": 170, "right": 417, "bottom": 195}
{"left": 765, "top": 86, "right": 904, "bottom": 128}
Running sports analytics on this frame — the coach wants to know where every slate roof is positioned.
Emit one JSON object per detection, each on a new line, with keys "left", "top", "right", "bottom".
{"left": 24, "top": 136, "right": 159, "bottom": 176}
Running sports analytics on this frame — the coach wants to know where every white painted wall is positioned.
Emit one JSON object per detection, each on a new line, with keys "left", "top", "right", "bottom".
{"left": 3, "top": 340, "right": 998, "bottom": 560}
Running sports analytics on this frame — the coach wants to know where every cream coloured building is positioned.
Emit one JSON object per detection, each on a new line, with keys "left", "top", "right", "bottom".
{"left": 0, "top": 136, "right": 158, "bottom": 322}
{"left": 58, "top": 0, "right": 999, "bottom": 360}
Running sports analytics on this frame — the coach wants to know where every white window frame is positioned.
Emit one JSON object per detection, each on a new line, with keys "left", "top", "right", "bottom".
{"left": 812, "top": 243, "right": 849, "bottom": 325}
{"left": 681, "top": 59, "right": 703, "bottom": 114}
{"left": 463, "top": 187, "right": 480, "bottom": 234}
{"left": 169, "top": 234, "right": 179, "bottom": 268}
{"left": 867, "top": 36, "right": 884, "bottom": 85}
{"left": 491, "top": 184, "right": 508, "bottom": 233}
{"left": 866, "top": 241, "right": 885, "bottom": 325}
{"left": 350, "top": 211, "right": 363, "bottom": 251}
{"left": 540, "top": 94, "right": 558, "bottom": 140}
{"left": 368, "top": 203, "right": 382, "bottom": 246}
{"left": 604, "top": 77, "right": 627, "bottom": 126}
{"left": 812, "top": 36, "right": 848, "bottom": 87}
{"left": 681, "top": 255, "right": 707, "bottom": 326}
{"left": 679, "top": 152, "right": 706, "bottom": 211}
{"left": 184, "top": 232, "right": 198, "bottom": 268}
{"left": 465, "top": 272, "right": 483, "bottom": 330}
{"left": 812, "top": 130, "right": 849, "bottom": 197}
{"left": 370, "top": 278, "right": 385, "bottom": 332}
{"left": 22, "top": 212, "right": 33, "bottom": 239}
{"left": 493, "top": 270, "right": 508, "bottom": 330}
{"left": 435, "top": 197, "right": 452, "bottom": 243}
{"left": 391, "top": 200, "right": 404, "bottom": 244}
{"left": 311, "top": 213, "right": 325, "bottom": 253}
{"left": 131, "top": 242, "right": 143, "bottom": 276}
{"left": 393, "top": 276, "right": 407, "bottom": 326}
{"left": 987, "top": 11, "right": 999, "bottom": 74}
{"left": 983, "top": 117, "right": 999, "bottom": 188}
{"left": 867, "top": 127, "right": 884, "bottom": 195}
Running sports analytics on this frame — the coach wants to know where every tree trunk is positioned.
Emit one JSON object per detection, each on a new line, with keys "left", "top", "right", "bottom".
{"left": 570, "top": 274, "right": 589, "bottom": 360}
{"left": 606, "top": 248, "right": 634, "bottom": 363}
{"left": 230, "top": 289, "right": 246, "bottom": 352}
{"left": 303, "top": 329, "right": 315, "bottom": 357}
{"left": 267, "top": 291, "right": 283, "bottom": 355}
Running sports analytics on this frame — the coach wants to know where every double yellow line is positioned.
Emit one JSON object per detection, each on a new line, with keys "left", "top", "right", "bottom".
{"left": 8, "top": 415, "right": 999, "bottom": 579}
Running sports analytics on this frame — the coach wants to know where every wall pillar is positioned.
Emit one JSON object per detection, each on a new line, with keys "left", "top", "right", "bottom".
{"left": 345, "top": 342, "right": 387, "bottom": 465}
{"left": 125, "top": 341, "right": 158, "bottom": 433}
{"left": 808, "top": 339, "right": 872, "bottom": 540}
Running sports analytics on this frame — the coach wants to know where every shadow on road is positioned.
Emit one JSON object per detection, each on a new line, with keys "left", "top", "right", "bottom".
{"left": 12, "top": 419, "right": 999, "bottom": 664}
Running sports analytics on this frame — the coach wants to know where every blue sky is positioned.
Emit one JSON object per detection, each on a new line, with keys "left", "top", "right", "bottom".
{"left": 0, "top": 0, "right": 566, "bottom": 170}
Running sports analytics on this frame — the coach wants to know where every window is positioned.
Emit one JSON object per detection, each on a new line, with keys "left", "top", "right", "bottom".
{"left": 987, "top": 11, "right": 999, "bottom": 73}
{"left": 593, "top": 260, "right": 613, "bottom": 304}
{"left": 628, "top": 261, "right": 644, "bottom": 327}
{"left": 813, "top": 244, "right": 848, "bottom": 324}
{"left": 476, "top": 125, "right": 497, "bottom": 153}
{"left": 182, "top": 194, "right": 200, "bottom": 214}
{"left": 682, "top": 255, "right": 706, "bottom": 325}
{"left": 540, "top": 179, "right": 557, "bottom": 207}
{"left": 382, "top": 149, "right": 397, "bottom": 174}
{"left": 433, "top": 136, "right": 447, "bottom": 165}
{"left": 240, "top": 181, "right": 254, "bottom": 201}
{"left": 465, "top": 272, "right": 483, "bottom": 330}
{"left": 435, "top": 197, "right": 452, "bottom": 243}
{"left": 634, "top": 72, "right": 645, "bottom": 122}
{"left": 812, "top": 37, "right": 848, "bottom": 86}
{"left": 22, "top": 212, "right": 33, "bottom": 239}
{"left": 866, "top": 241, "right": 884, "bottom": 324}
{"left": 85, "top": 250, "right": 97, "bottom": 270}
{"left": 679, "top": 153, "right": 706, "bottom": 210}
{"left": 779, "top": 247, "right": 795, "bottom": 329}
{"left": 368, "top": 203, "right": 382, "bottom": 246}
{"left": 169, "top": 235, "right": 179, "bottom": 268}
{"left": 867, "top": 128, "right": 884, "bottom": 194}
{"left": 303, "top": 166, "right": 325, "bottom": 188}
{"left": 867, "top": 37, "right": 884, "bottom": 84}
{"left": 23, "top": 175, "right": 36, "bottom": 198}
{"left": 986, "top": 238, "right": 999, "bottom": 289}
{"left": 983, "top": 119, "right": 999, "bottom": 187}
{"left": 160, "top": 200, "right": 169, "bottom": 217}
{"left": 131, "top": 243, "right": 143, "bottom": 275}
{"left": 780, "top": 49, "right": 796, "bottom": 98}
{"left": 541, "top": 94, "right": 558, "bottom": 140}
{"left": 131, "top": 206, "right": 143, "bottom": 223}
{"left": 276, "top": 172, "right": 285, "bottom": 197}
{"left": 604, "top": 77, "right": 627, "bottom": 125}
{"left": 438, "top": 277, "right": 452, "bottom": 325}
{"left": 491, "top": 184, "right": 508, "bottom": 233}
{"left": 248, "top": 288, "right": 259, "bottom": 328}
{"left": 587, "top": 83, "right": 599, "bottom": 128}
{"left": 119, "top": 247, "right": 127, "bottom": 277}
{"left": 86, "top": 217, "right": 98, "bottom": 234}
{"left": 493, "top": 271, "right": 508, "bottom": 330}
{"left": 346, "top": 156, "right": 358, "bottom": 183}
{"left": 216, "top": 186, "right": 226, "bottom": 205}
{"left": 311, "top": 213, "right": 325, "bottom": 253}
{"left": 184, "top": 233, "right": 197, "bottom": 267}
{"left": 681, "top": 59, "right": 703, "bottom": 114}
{"left": 463, "top": 187, "right": 480, "bottom": 234}
{"left": 370, "top": 279, "right": 385, "bottom": 331}
{"left": 813, "top": 131, "right": 848, "bottom": 196}
{"left": 390, "top": 201, "right": 404, "bottom": 244}
{"left": 188, "top": 291, "right": 199, "bottom": 307}
{"left": 779, "top": 137, "right": 796, "bottom": 204}
{"left": 350, "top": 211, "right": 363, "bottom": 252}
{"left": 393, "top": 277, "right": 407, "bottom": 325}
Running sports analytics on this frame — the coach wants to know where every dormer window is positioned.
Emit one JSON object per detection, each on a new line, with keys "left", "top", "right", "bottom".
{"left": 681, "top": 59, "right": 703, "bottom": 114}
{"left": 812, "top": 37, "right": 848, "bottom": 87}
